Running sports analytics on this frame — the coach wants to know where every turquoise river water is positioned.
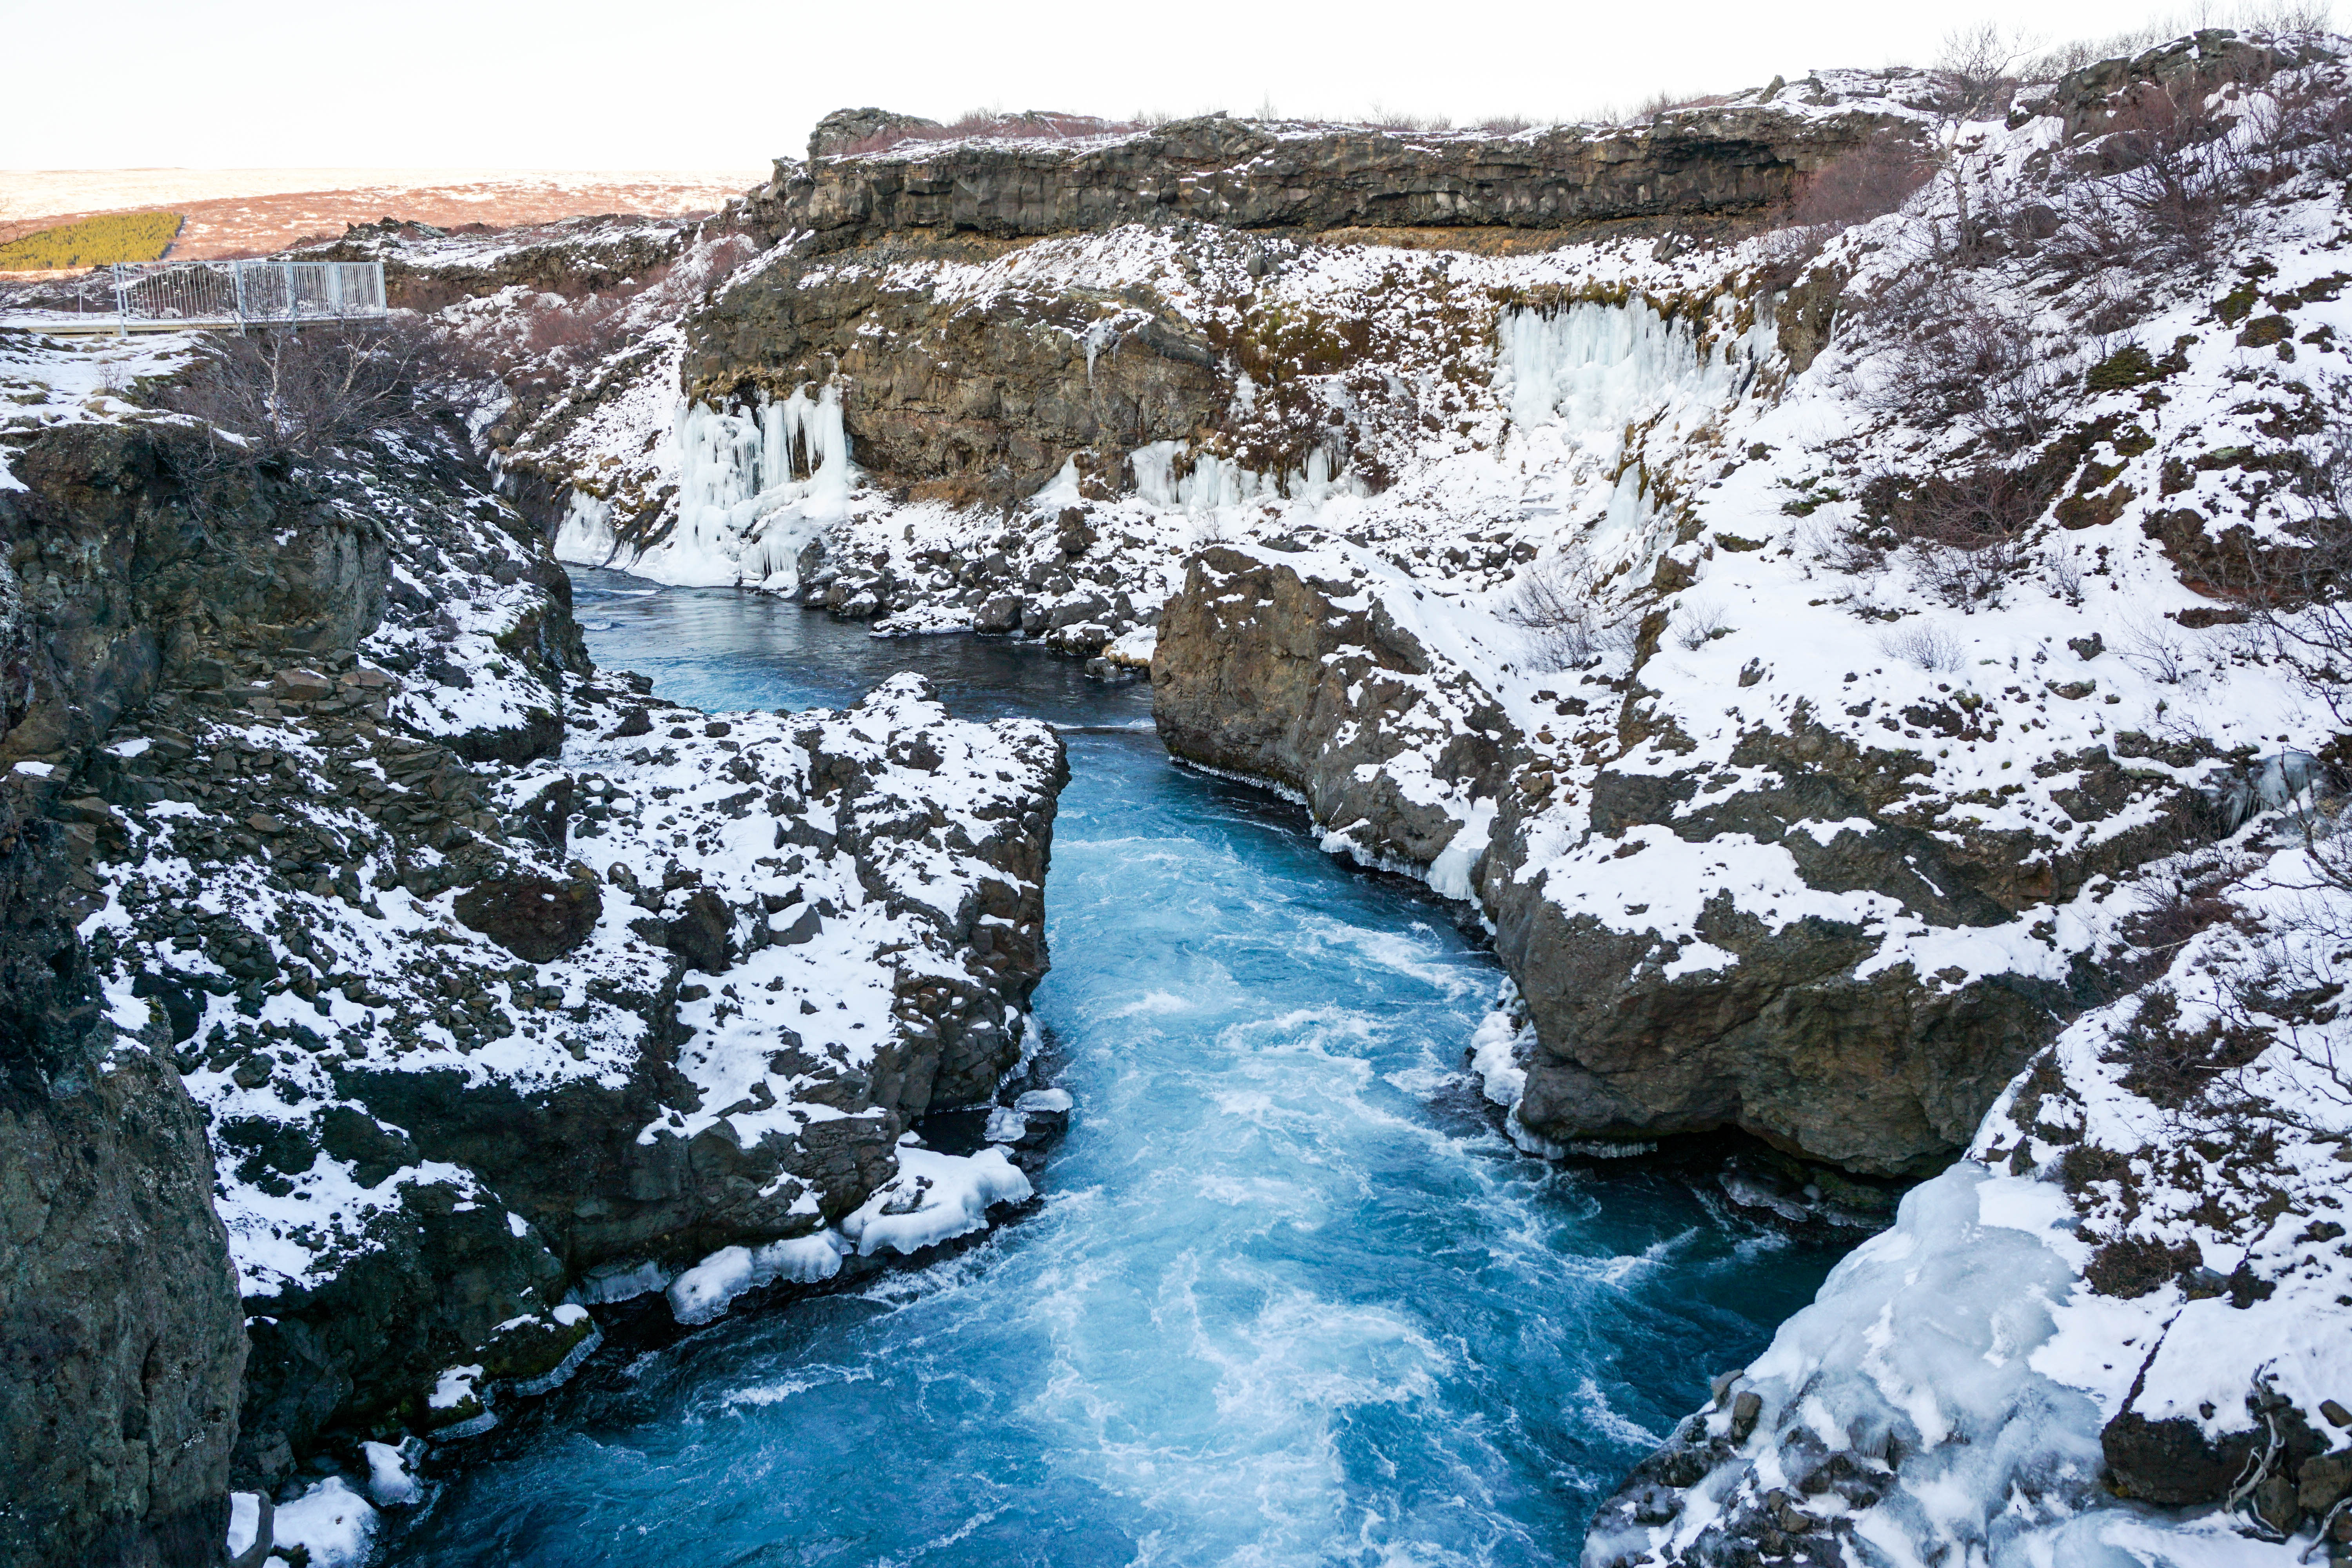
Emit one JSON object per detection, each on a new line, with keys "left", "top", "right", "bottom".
{"left": 381, "top": 570, "right": 1848, "bottom": 1568}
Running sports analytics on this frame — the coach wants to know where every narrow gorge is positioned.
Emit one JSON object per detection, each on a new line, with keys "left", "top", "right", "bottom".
{"left": 7, "top": 19, "right": 2352, "bottom": 1568}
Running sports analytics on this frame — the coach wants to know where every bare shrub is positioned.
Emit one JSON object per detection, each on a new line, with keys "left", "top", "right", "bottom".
{"left": 1632, "top": 90, "right": 1733, "bottom": 124}
{"left": 1880, "top": 621, "right": 1969, "bottom": 671}
{"left": 1360, "top": 105, "right": 1461, "bottom": 133}
{"left": 2120, "top": 617, "right": 2195, "bottom": 684}
{"left": 2123, "top": 858, "right": 2252, "bottom": 959}
{"left": 2093, "top": 83, "right": 2240, "bottom": 258}
{"left": 1672, "top": 600, "right": 1730, "bottom": 650}
{"left": 519, "top": 291, "right": 632, "bottom": 359}
{"left": 2047, "top": 549, "right": 2088, "bottom": 604}
{"left": 1789, "top": 133, "right": 1934, "bottom": 230}
{"left": 2217, "top": 392, "right": 2352, "bottom": 720}
{"left": 1845, "top": 270, "right": 2063, "bottom": 446}
{"left": 1477, "top": 114, "right": 1535, "bottom": 134}
{"left": 2024, "top": 5, "right": 2332, "bottom": 83}
{"left": 160, "top": 316, "right": 479, "bottom": 475}
{"left": 1856, "top": 460, "right": 2054, "bottom": 606}
{"left": 2242, "top": 65, "right": 2352, "bottom": 181}
{"left": 2107, "top": 983, "right": 2275, "bottom": 1109}
{"left": 1502, "top": 553, "right": 1602, "bottom": 668}
{"left": 1934, "top": 22, "right": 2027, "bottom": 119}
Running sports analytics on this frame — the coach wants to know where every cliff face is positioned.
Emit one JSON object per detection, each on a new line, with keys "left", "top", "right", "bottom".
{"left": 742, "top": 105, "right": 1908, "bottom": 254}
{"left": 1151, "top": 546, "right": 1514, "bottom": 887}
{"left": 0, "top": 331, "right": 1066, "bottom": 1544}
{"left": 682, "top": 233, "right": 1223, "bottom": 509}
{"left": 1143, "top": 541, "right": 2202, "bottom": 1176}
{"left": 670, "top": 86, "right": 1913, "bottom": 522}
{"left": 0, "top": 779, "right": 247, "bottom": 1568}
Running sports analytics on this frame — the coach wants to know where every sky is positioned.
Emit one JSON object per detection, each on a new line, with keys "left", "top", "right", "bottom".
{"left": 2, "top": 0, "right": 2332, "bottom": 171}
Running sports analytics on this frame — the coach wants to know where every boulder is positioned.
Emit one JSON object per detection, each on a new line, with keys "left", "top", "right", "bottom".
{"left": 452, "top": 874, "right": 603, "bottom": 963}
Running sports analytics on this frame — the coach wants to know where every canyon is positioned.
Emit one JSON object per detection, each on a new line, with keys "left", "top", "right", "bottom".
{"left": 5, "top": 22, "right": 2352, "bottom": 1568}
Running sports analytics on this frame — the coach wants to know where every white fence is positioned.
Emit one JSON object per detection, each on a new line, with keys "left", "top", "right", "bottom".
{"left": 109, "top": 259, "right": 388, "bottom": 328}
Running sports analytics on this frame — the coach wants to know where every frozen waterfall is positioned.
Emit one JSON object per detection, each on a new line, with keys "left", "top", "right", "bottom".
{"left": 557, "top": 385, "right": 853, "bottom": 590}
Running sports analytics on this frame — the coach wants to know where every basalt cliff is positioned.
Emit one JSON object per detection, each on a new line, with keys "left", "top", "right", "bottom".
{"left": 0, "top": 329, "right": 1063, "bottom": 1565}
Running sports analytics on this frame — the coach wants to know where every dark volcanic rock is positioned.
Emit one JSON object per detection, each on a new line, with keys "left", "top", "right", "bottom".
{"left": 2101, "top": 1410, "right": 2265, "bottom": 1506}
{"left": 453, "top": 873, "right": 604, "bottom": 962}
{"left": 685, "top": 239, "right": 1223, "bottom": 508}
{"left": 1152, "top": 546, "right": 1513, "bottom": 869}
{"left": 663, "top": 887, "right": 733, "bottom": 975}
{"left": 0, "top": 786, "right": 245, "bottom": 1568}
{"left": 806, "top": 107, "right": 941, "bottom": 161}
{"left": 0, "top": 423, "right": 387, "bottom": 773}
{"left": 750, "top": 108, "right": 1907, "bottom": 254}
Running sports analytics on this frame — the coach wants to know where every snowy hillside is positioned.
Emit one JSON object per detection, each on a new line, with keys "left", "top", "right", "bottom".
{"left": 461, "top": 23, "right": 2352, "bottom": 1565}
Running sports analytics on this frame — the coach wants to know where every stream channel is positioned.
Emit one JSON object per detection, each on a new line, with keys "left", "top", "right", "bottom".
{"left": 383, "top": 568, "right": 1852, "bottom": 1568}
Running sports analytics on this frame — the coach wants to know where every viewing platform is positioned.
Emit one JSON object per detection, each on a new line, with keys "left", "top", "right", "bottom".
{"left": 0, "top": 258, "right": 387, "bottom": 336}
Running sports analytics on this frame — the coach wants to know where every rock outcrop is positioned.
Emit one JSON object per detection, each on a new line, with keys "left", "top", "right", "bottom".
{"left": 682, "top": 231, "right": 1224, "bottom": 510}
{"left": 0, "top": 786, "right": 247, "bottom": 1568}
{"left": 744, "top": 103, "right": 1913, "bottom": 255}
{"left": 0, "top": 332, "right": 1067, "bottom": 1537}
{"left": 1151, "top": 546, "right": 1513, "bottom": 887}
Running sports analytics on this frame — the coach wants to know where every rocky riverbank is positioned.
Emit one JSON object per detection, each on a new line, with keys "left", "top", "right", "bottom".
{"left": 0, "top": 327, "right": 1066, "bottom": 1564}
{"left": 485, "top": 24, "right": 2352, "bottom": 1566}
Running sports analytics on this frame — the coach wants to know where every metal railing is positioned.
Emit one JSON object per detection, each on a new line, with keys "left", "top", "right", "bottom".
{"left": 107, "top": 259, "right": 387, "bottom": 329}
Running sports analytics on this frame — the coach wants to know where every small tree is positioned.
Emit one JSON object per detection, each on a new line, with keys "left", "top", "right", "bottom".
{"left": 161, "top": 315, "right": 478, "bottom": 476}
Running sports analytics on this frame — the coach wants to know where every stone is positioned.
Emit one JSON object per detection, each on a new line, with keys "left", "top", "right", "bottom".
{"left": 2305, "top": 1451, "right": 2352, "bottom": 1514}
{"left": 752, "top": 107, "right": 1910, "bottom": 256}
{"left": 806, "top": 106, "right": 942, "bottom": 161}
{"left": 664, "top": 888, "right": 733, "bottom": 975}
{"left": 969, "top": 592, "right": 1025, "bottom": 635}
{"left": 0, "top": 793, "right": 245, "bottom": 1568}
{"left": 2102, "top": 1410, "right": 2263, "bottom": 1505}
{"left": 271, "top": 668, "right": 335, "bottom": 702}
{"left": 1152, "top": 547, "right": 1514, "bottom": 870}
{"left": 1731, "top": 1390, "right": 1764, "bottom": 1443}
{"left": 2257, "top": 1472, "right": 2303, "bottom": 1532}
{"left": 452, "top": 874, "right": 603, "bottom": 963}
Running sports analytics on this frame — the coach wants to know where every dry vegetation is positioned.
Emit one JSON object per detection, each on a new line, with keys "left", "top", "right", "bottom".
{"left": 159, "top": 317, "right": 484, "bottom": 476}
{"left": 0, "top": 211, "right": 181, "bottom": 270}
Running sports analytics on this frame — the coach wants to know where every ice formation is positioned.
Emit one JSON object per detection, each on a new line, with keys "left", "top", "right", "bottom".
{"left": 840, "top": 1144, "right": 1034, "bottom": 1257}
{"left": 667, "top": 1232, "right": 848, "bottom": 1326}
{"left": 556, "top": 383, "right": 853, "bottom": 589}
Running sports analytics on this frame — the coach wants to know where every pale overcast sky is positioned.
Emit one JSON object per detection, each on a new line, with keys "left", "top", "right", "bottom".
{"left": 3, "top": 0, "right": 2326, "bottom": 170}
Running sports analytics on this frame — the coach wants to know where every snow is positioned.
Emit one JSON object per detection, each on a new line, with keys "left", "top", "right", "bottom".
{"left": 270, "top": 1477, "right": 376, "bottom": 1568}
{"left": 667, "top": 1232, "right": 849, "bottom": 1325}
{"left": 361, "top": 1440, "right": 421, "bottom": 1506}
{"left": 839, "top": 1145, "right": 1033, "bottom": 1258}
{"left": 1600, "top": 1164, "right": 2109, "bottom": 1568}
{"left": 429, "top": 1365, "right": 483, "bottom": 1410}
{"left": 226, "top": 1492, "right": 263, "bottom": 1559}
{"left": 664, "top": 1147, "right": 1038, "bottom": 1323}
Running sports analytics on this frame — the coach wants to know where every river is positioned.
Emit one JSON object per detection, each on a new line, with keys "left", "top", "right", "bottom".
{"left": 381, "top": 570, "right": 1848, "bottom": 1568}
